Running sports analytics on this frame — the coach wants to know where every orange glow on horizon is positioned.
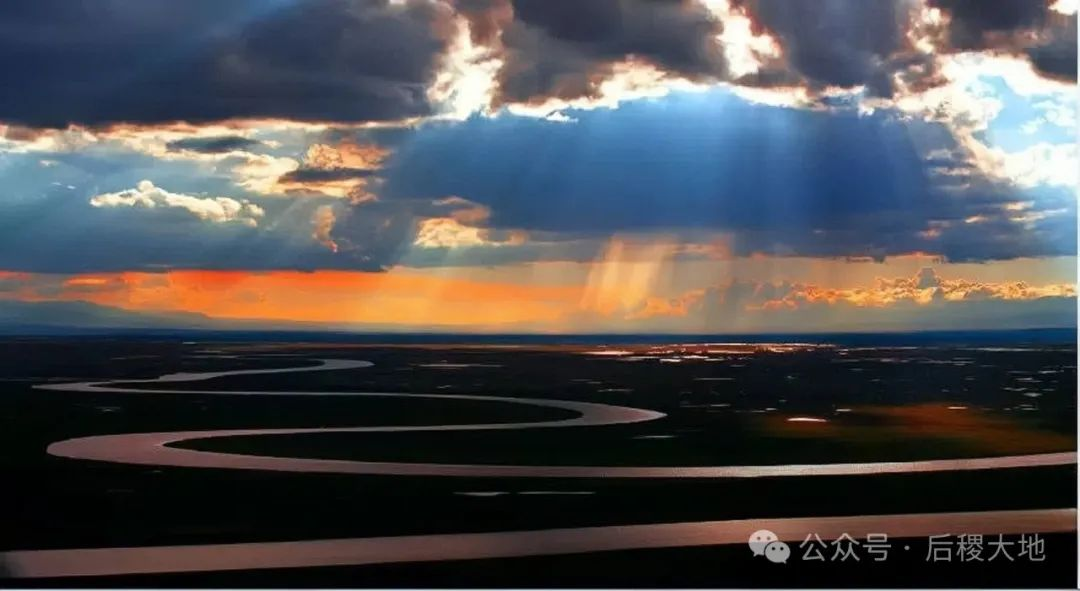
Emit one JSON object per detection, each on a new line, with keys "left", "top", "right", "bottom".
{"left": 0, "top": 257, "right": 1074, "bottom": 331}
{"left": 31, "top": 269, "right": 581, "bottom": 328}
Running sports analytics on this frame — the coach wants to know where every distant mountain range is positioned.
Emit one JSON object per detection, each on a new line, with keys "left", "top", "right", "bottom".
{"left": 0, "top": 299, "right": 224, "bottom": 332}
{"left": 0, "top": 298, "right": 476, "bottom": 335}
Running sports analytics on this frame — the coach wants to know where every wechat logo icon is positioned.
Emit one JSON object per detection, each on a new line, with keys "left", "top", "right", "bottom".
{"left": 749, "top": 529, "right": 790, "bottom": 564}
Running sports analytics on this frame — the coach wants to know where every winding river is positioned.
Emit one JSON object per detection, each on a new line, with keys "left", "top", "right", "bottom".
{"left": 3, "top": 357, "right": 1074, "bottom": 579}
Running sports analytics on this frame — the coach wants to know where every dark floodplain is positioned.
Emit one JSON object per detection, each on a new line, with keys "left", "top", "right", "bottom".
{"left": 0, "top": 331, "right": 1075, "bottom": 587}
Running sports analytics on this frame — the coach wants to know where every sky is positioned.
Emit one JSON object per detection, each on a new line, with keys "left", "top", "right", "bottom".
{"left": 0, "top": 0, "right": 1076, "bottom": 333}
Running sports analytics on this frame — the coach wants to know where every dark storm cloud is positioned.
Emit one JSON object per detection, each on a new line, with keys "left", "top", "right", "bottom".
{"left": 3, "top": 0, "right": 1070, "bottom": 127}
{"left": 454, "top": 0, "right": 513, "bottom": 45}
{"left": 928, "top": 0, "right": 1048, "bottom": 49}
{"left": 466, "top": 0, "right": 1074, "bottom": 107}
{"left": 379, "top": 89, "right": 1076, "bottom": 262}
{"left": 0, "top": 0, "right": 452, "bottom": 127}
{"left": 510, "top": 0, "right": 726, "bottom": 76}
{"left": 165, "top": 136, "right": 263, "bottom": 154}
{"left": 468, "top": 0, "right": 928, "bottom": 102}
{"left": 1025, "top": 13, "right": 1078, "bottom": 81}
{"left": 461, "top": 0, "right": 729, "bottom": 105}
{"left": 732, "top": 0, "right": 914, "bottom": 97}
{"left": 928, "top": 0, "right": 1077, "bottom": 81}
{"left": 278, "top": 168, "right": 380, "bottom": 184}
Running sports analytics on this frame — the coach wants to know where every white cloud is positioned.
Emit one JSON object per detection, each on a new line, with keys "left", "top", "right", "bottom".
{"left": 1050, "top": 0, "right": 1078, "bottom": 16}
{"left": 414, "top": 217, "right": 490, "bottom": 248}
{"left": 250, "top": 141, "right": 388, "bottom": 201}
{"left": 996, "top": 142, "right": 1079, "bottom": 188}
{"left": 231, "top": 153, "right": 302, "bottom": 195}
{"left": 428, "top": 15, "right": 503, "bottom": 119}
{"left": 413, "top": 202, "right": 526, "bottom": 250}
{"left": 311, "top": 205, "right": 339, "bottom": 253}
{"left": 1034, "top": 98, "right": 1077, "bottom": 130}
{"left": 89, "top": 180, "right": 265, "bottom": 227}
{"left": 0, "top": 125, "right": 95, "bottom": 153}
{"left": 704, "top": 0, "right": 783, "bottom": 79}
{"left": 887, "top": 53, "right": 1077, "bottom": 189}
{"left": 890, "top": 55, "right": 1004, "bottom": 134}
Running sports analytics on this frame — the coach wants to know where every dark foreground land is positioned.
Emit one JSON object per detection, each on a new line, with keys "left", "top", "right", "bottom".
{"left": 0, "top": 333, "right": 1075, "bottom": 587}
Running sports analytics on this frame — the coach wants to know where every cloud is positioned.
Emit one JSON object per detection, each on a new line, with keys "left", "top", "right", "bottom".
{"left": 929, "top": 0, "right": 1048, "bottom": 49}
{"left": 304, "top": 141, "right": 389, "bottom": 170}
{"left": 728, "top": 0, "right": 1076, "bottom": 103}
{"left": 414, "top": 217, "right": 490, "bottom": 248}
{"left": 752, "top": 266, "right": 1078, "bottom": 309}
{"left": 0, "top": 1, "right": 1072, "bottom": 280}
{"left": 0, "top": 166, "right": 388, "bottom": 273}
{"left": 434, "top": 195, "right": 492, "bottom": 224}
{"left": 381, "top": 89, "right": 1076, "bottom": 262}
{"left": 278, "top": 168, "right": 380, "bottom": 184}
{"left": 441, "top": 0, "right": 1074, "bottom": 122}
{"left": 413, "top": 195, "right": 526, "bottom": 248}
{"left": 2, "top": 0, "right": 1071, "bottom": 132}
{"left": 0, "top": 124, "right": 96, "bottom": 153}
{"left": 994, "top": 142, "right": 1078, "bottom": 188}
{"left": 412, "top": 218, "right": 527, "bottom": 249}
{"left": 447, "top": 0, "right": 1074, "bottom": 116}
{"left": 620, "top": 266, "right": 1077, "bottom": 332}
{"left": 731, "top": 0, "right": 920, "bottom": 97}
{"left": 0, "top": 271, "right": 32, "bottom": 294}
{"left": 311, "top": 205, "right": 339, "bottom": 253}
{"left": 883, "top": 52, "right": 1076, "bottom": 195}
{"left": 165, "top": 135, "right": 263, "bottom": 154}
{"left": 1025, "top": 14, "right": 1077, "bottom": 81}
{"left": 90, "top": 180, "right": 265, "bottom": 227}
{"left": 0, "top": 0, "right": 453, "bottom": 127}
{"left": 271, "top": 141, "right": 389, "bottom": 200}
{"left": 457, "top": 0, "right": 730, "bottom": 107}
{"left": 927, "top": 0, "right": 1077, "bottom": 81}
